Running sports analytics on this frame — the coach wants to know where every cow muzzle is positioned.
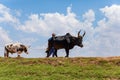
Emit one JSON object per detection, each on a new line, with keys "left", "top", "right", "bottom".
{"left": 26, "top": 52, "right": 29, "bottom": 54}
{"left": 79, "top": 44, "right": 83, "bottom": 47}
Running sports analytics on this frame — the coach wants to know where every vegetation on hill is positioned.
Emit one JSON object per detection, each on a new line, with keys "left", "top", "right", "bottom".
{"left": 0, "top": 57, "right": 120, "bottom": 80}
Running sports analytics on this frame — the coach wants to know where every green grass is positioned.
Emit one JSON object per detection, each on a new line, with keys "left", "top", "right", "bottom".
{"left": 0, "top": 57, "right": 120, "bottom": 80}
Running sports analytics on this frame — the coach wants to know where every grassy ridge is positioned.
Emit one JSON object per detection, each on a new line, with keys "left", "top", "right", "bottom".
{"left": 0, "top": 57, "right": 120, "bottom": 80}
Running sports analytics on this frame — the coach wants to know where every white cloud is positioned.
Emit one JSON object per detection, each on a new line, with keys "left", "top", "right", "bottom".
{"left": 18, "top": 6, "right": 82, "bottom": 36}
{"left": 100, "top": 4, "right": 120, "bottom": 23}
{"left": 0, "top": 4, "right": 20, "bottom": 25}
{"left": 98, "top": 4, "right": 120, "bottom": 47}
{"left": 0, "top": 4, "right": 20, "bottom": 46}
{"left": 83, "top": 9, "right": 95, "bottom": 23}
{"left": 0, "top": 27, "right": 12, "bottom": 44}
{"left": 84, "top": 4, "right": 120, "bottom": 56}
{"left": 69, "top": 5, "right": 120, "bottom": 57}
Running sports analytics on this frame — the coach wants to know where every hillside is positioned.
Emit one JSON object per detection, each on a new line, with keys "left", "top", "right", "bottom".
{"left": 0, "top": 57, "right": 120, "bottom": 80}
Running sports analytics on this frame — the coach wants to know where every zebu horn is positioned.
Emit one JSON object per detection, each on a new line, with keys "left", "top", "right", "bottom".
{"left": 82, "top": 31, "right": 86, "bottom": 37}
{"left": 78, "top": 30, "right": 81, "bottom": 37}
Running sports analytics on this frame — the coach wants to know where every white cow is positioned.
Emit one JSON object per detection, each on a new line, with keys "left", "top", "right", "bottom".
{"left": 4, "top": 43, "right": 29, "bottom": 57}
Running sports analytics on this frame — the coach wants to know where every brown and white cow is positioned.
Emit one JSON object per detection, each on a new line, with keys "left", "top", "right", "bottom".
{"left": 4, "top": 43, "right": 29, "bottom": 57}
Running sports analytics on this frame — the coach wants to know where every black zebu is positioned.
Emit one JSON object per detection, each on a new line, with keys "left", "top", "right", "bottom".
{"left": 46, "top": 31, "right": 85, "bottom": 57}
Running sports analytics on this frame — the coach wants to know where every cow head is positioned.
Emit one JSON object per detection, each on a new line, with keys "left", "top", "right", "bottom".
{"left": 19, "top": 44, "right": 29, "bottom": 54}
{"left": 76, "top": 30, "right": 85, "bottom": 47}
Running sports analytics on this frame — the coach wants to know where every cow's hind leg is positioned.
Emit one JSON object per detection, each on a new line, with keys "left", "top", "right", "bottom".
{"left": 65, "top": 49, "right": 69, "bottom": 57}
{"left": 7, "top": 53, "right": 9, "bottom": 57}
{"left": 4, "top": 52, "right": 9, "bottom": 58}
{"left": 4, "top": 53, "right": 7, "bottom": 57}
{"left": 4, "top": 47, "right": 9, "bottom": 58}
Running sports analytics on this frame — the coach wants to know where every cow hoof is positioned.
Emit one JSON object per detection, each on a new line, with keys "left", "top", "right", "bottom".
{"left": 46, "top": 56, "right": 49, "bottom": 58}
{"left": 18, "top": 55, "right": 20, "bottom": 57}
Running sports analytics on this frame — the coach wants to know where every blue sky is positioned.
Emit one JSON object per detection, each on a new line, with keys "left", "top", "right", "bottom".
{"left": 0, "top": 0, "right": 120, "bottom": 58}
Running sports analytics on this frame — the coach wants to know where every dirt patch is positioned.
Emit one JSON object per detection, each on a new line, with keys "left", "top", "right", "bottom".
{"left": 1, "top": 56, "right": 120, "bottom": 66}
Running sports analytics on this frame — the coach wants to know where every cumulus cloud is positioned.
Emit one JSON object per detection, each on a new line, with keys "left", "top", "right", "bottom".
{"left": 0, "top": 4, "right": 20, "bottom": 26}
{"left": 100, "top": 4, "right": 120, "bottom": 23}
{"left": 0, "top": 27, "right": 12, "bottom": 44}
{"left": 0, "top": 3, "right": 21, "bottom": 44}
{"left": 83, "top": 9, "right": 95, "bottom": 23}
{"left": 99, "top": 5, "right": 120, "bottom": 44}
{"left": 83, "top": 4, "right": 120, "bottom": 56}
{"left": 18, "top": 6, "right": 82, "bottom": 36}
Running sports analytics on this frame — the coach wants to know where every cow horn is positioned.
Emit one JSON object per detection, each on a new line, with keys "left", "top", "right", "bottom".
{"left": 78, "top": 30, "right": 81, "bottom": 37}
{"left": 82, "top": 31, "right": 86, "bottom": 37}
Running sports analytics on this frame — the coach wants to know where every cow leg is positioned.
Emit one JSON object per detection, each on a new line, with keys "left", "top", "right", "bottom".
{"left": 4, "top": 53, "right": 6, "bottom": 57}
{"left": 54, "top": 49, "right": 58, "bottom": 57}
{"left": 4, "top": 52, "right": 9, "bottom": 58}
{"left": 65, "top": 49, "right": 69, "bottom": 57}
{"left": 17, "top": 55, "right": 20, "bottom": 57}
{"left": 17, "top": 51, "right": 21, "bottom": 57}
{"left": 52, "top": 49, "right": 57, "bottom": 57}
{"left": 7, "top": 52, "right": 9, "bottom": 57}
{"left": 17, "top": 53, "right": 20, "bottom": 57}
{"left": 4, "top": 47, "right": 9, "bottom": 58}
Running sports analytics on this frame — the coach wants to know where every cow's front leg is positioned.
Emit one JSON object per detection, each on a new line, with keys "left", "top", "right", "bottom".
{"left": 17, "top": 51, "right": 21, "bottom": 57}
{"left": 65, "top": 49, "right": 69, "bottom": 57}
{"left": 17, "top": 55, "right": 20, "bottom": 57}
{"left": 17, "top": 54, "right": 20, "bottom": 57}
{"left": 52, "top": 49, "right": 57, "bottom": 57}
{"left": 54, "top": 49, "right": 58, "bottom": 57}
